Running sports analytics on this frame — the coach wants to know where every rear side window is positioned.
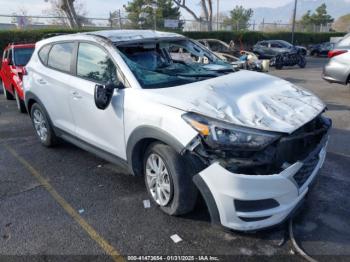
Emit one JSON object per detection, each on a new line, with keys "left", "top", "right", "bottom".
{"left": 48, "top": 42, "right": 74, "bottom": 72}
{"left": 77, "top": 43, "right": 117, "bottom": 84}
{"left": 38, "top": 45, "right": 51, "bottom": 65}
{"left": 337, "top": 34, "right": 350, "bottom": 48}
{"left": 8, "top": 49, "right": 13, "bottom": 63}
{"left": 2, "top": 50, "right": 8, "bottom": 60}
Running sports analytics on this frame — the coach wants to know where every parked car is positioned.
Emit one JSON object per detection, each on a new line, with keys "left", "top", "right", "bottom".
{"left": 323, "top": 33, "right": 350, "bottom": 86}
{"left": 309, "top": 42, "right": 334, "bottom": 57}
{"left": 198, "top": 39, "right": 269, "bottom": 72}
{"left": 23, "top": 30, "right": 331, "bottom": 231}
{"left": 253, "top": 40, "right": 307, "bottom": 59}
{"left": 0, "top": 43, "right": 35, "bottom": 112}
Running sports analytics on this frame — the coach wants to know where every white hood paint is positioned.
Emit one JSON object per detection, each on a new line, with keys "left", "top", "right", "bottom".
{"left": 144, "top": 71, "right": 326, "bottom": 134}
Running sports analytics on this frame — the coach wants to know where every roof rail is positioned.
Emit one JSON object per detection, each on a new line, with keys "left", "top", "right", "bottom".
{"left": 41, "top": 32, "right": 69, "bottom": 40}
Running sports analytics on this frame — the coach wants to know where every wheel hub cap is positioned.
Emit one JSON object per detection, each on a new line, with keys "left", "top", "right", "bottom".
{"left": 145, "top": 153, "right": 171, "bottom": 206}
{"left": 33, "top": 110, "right": 48, "bottom": 141}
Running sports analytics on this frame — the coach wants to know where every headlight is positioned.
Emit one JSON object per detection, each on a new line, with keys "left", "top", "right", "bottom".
{"left": 182, "top": 112, "right": 281, "bottom": 151}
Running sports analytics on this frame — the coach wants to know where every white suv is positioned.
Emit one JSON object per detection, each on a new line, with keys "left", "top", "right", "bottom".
{"left": 23, "top": 30, "right": 331, "bottom": 231}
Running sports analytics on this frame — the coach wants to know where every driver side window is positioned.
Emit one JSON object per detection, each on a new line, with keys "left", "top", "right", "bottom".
{"left": 77, "top": 43, "right": 118, "bottom": 85}
{"left": 271, "top": 42, "right": 282, "bottom": 48}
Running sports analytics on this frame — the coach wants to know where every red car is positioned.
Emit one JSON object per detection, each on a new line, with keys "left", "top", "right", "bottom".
{"left": 1, "top": 43, "right": 35, "bottom": 113}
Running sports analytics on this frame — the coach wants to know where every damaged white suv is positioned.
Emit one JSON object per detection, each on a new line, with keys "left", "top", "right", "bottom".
{"left": 23, "top": 30, "right": 331, "bottom": 231}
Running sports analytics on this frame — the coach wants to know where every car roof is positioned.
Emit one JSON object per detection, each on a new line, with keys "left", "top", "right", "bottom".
{"left": 89, "top": 30, "right": 184, "bottom": 42}
{"left": 36, "top": 30, "right": 186, "bottom": 48}
{"left": 6, "top": 43, "right": 35, "bottom": 49}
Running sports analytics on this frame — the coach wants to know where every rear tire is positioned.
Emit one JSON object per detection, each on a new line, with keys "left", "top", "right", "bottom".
{"left": 14, "top": 89, "right": 27, "bottom": 113}
{"left": 298, "top": 56, "right": 307, "bottom": 68}
{"left": 1, "top": 79, "right": 14, "bottom": 100}
{"left": 144, "top": 142, "right": 198, "bottom": 216}
{"left": 30, "top": 103, "right": 57, "bottom": 147}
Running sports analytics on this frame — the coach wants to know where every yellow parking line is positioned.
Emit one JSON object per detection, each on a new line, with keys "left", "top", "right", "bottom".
{"left": 4, "top": 144, "right": 125, "bottom": 262}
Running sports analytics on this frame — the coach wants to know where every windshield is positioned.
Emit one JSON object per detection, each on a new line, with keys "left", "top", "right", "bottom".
{"left": 277, "top": 40, "right": 293, "bottom": 48}
{"left": 116, "top": 38, "right": 234, "bottom": 89}
{"left": 14, "top": 48, "right": 34, "bottom": 66}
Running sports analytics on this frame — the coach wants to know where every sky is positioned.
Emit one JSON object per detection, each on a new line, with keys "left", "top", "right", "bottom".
{"left": 0, "top": 0, "right": 295, "bottom": 19}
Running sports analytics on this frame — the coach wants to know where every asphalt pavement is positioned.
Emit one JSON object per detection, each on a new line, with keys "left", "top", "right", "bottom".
{"left": 0, "top": 57, "right": 349, "bottom": 261}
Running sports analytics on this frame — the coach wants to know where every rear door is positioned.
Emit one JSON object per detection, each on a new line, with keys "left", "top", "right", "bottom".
{"left": 1, "top": 49, "right": 9, "bottom": 87}
{"left": 33, "top": 42, "right": 76, "bottom": 133}
{"left": 3, "top": 49, "right": 13, "bottom": 89}
{"left": 68, "top": 42, "right": 125, "bottom": 158}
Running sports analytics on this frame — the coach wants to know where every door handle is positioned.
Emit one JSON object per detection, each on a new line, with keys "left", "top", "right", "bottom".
{"left": 71, "top": 91, "right": 82, "bottom": 99}
{"left": 37, "top": 78, "right": 47, "bottom": 85}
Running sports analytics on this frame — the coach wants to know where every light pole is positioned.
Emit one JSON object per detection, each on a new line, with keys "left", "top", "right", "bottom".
{"left": 217, "top": 0, "right": 219, "bottom": 31}
{"left": 291, "top": 0, "right": 298, "bottom": 45}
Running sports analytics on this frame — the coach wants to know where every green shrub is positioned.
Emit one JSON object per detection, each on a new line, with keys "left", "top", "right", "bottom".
{"left": 0, "top": 28, "right": 345, "bottom": 57}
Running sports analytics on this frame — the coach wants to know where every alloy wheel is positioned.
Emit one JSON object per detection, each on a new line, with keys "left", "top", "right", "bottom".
{"left": 145, "top": 153, "right": 172, "bottom": 206}
{"left": 33, "top": 109, "right": 48, "bottom": 142}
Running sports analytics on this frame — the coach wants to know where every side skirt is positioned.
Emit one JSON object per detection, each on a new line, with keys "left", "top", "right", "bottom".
{"left": 54, "top": 127, "right": 131, "bottom": 173}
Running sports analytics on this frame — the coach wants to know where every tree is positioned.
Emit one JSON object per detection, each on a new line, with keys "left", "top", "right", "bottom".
{"left": 223, "top": 5, "right": 253, "bottom": 31}
{"left": 173, "top": 0, "right": 213, "bottom": 31}
{"left": 11, "top": 8, "right": 33, "bottom": 28}
{"left": 124, "top": 0, "right": 181, "bottom": 29}
{"left": 298, "top": 4, "right": 334, "bottom": 32}
{"left": 299, "top": 10, "right": 313, "bottom": 31}
{"left": 109, "top": 10, "right": 122, "bottom": 28}
{"left": 333, "top": 14, "right": 350, "bottom": 32}
{"left": 311, "top": 3, "right": 334, "bottom": 26}
{"left": 43, "top": 0, "right": 87, "bottom": 28}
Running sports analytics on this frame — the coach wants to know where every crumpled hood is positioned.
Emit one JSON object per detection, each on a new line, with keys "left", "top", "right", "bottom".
{"left": 144, "top": 70, "right": 326, "bottom": 134}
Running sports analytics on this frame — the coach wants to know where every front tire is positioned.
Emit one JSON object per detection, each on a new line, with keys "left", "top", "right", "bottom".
{"left": 14, "top": 89, "right": 27, "bottom": 113}
{"left": 1, "top": 79, "right": 14, "bottom": 100}
{"left": 30, "top": 103, "right": 57, "bottom": 147}
{"left": 144, "top": 142, "right": 198, "bottom": 216}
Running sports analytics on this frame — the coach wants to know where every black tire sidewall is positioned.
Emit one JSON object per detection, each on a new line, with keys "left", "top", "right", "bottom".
{"left": 30, "top": 103, "right": 56, "bottom": 147}
{"left": 144, "top": 143, "right": 198, "bottom": 216}
{"left": 14, "top": 89, "right": 26, "bottom": 113}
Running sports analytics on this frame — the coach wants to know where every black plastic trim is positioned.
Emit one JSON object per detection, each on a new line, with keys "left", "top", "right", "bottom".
{"left": 54, "top": 127, "right": 130, "bottom": 171}
{"left": 234, "top": 199, "right": 280, "bottom": 213}
{"left": 192, "top": 174, "right": 221, "bottom": 225}
{"left": 126, "top": 125, "right": 185, "bottom": 175}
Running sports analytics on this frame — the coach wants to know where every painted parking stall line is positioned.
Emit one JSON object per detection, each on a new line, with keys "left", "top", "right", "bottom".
{"left": 3, "top": 144, "right": 125, "bottom": 262}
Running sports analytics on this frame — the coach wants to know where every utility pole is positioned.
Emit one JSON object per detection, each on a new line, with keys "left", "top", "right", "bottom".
{"left": 291, "top": 0, "right": 298, "bottom": 45}
{"left": 118, "top": 9, "right": 122, "bottom": 29}
{"left": 152, "top": 2, "right": 157, "bottom": 31}
{"left": 217, "top": 0, "right": 219, "bottom": 31}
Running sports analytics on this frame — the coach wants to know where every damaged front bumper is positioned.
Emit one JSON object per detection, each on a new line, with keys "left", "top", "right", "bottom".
{"left": 192, "top": 119, "right": 330, "bottom": 232}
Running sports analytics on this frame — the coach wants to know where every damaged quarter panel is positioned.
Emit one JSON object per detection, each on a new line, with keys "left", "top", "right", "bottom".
{"left": 144, "top": 71, "right": 326, "bottom": 134}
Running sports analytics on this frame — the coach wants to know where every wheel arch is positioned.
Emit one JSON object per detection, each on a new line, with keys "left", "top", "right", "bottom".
{"left": 25, "top": 91, "right": 43, "bottom": 116}
{"left": 126, "top": 126, "right": 186, "bottom": 176}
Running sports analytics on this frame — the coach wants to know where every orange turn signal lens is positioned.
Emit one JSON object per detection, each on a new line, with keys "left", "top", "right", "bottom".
{"left": 189, "top": 119, "right": 210, "bottom": 136}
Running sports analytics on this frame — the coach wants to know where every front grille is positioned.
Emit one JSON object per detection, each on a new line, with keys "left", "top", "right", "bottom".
{"left": 293, "top": 152, "right": 320, "bottom": 188}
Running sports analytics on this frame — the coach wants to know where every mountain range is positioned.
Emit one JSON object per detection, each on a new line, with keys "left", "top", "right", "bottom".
{"left": 252, "top": 0, "right": 350, "bottom": 24}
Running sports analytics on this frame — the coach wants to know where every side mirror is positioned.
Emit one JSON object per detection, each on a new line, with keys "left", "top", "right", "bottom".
{"left": 94, "top": 82, "right": 123, "bottom": 110}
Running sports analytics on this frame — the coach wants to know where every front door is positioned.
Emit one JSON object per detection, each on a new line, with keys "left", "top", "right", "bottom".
{"left": 68, "top": 42, "right": 126, "bottom": 158}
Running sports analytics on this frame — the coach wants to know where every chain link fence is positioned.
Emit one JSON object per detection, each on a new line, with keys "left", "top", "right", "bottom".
{"left": 0, "top": 13, "right": 334, "bottom": 33}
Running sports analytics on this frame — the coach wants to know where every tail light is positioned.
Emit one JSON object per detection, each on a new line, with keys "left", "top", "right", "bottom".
{"left": 328, "top": 49, "right": 348, "bottom": 58}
